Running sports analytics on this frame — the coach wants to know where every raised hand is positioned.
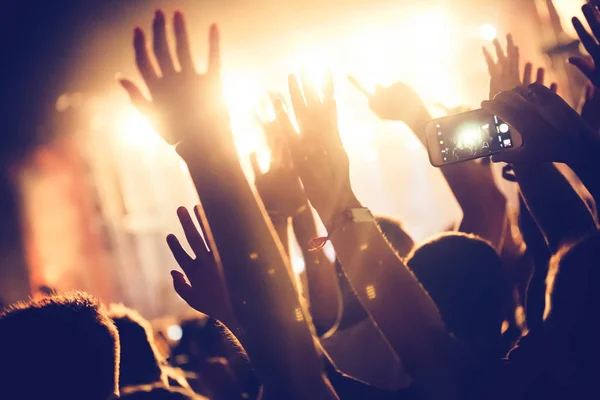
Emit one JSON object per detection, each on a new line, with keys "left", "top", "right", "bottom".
{"left": 570, "top": 3, "right": 600, "bottom": 87}
{"left": 482, "top": 84, "right": 595, "bottom": 163}
{"left": 347, "top": 76, "right": 429, "bottom": 133}
{"left": 285, "top": 71, "right": 360, "bottom": 227}
{"left": 119, "top": 10, "right": 231, "bottom": 147}
{"left": 167, "top": 206, "right": 235, "bottom": 328}
{"left": 483, "top": 34, "right": 521, "bottom": 99}
{"left": 251, "top": 104, "right": 307, "bottom": 220}
{"left": 483, "top": 34, "right": 558, "bottom": 100}
{"left": 522, "top": 64, "right": 558, "bottom": 93}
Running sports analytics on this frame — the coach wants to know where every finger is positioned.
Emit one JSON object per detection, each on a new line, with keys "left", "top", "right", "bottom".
{"left": 583, "top": 3, "right": 600, "bottom": 43}
{"left": 119, "top": 79, "right": 151, "bottom": 111}
{"left": 207, "top": 24, "right": 221, "bottom": 75}
{"left": 550, "top": 83, "right": 558, "bottom": 93}
{"left": 573, "top": 16, "right": 600, "bottom": 60}
{"left": 483, "top": 46, "right": 497, "bottom": 76}
{"left": 192, "top": 205, "right": 214, "bottom": 256}
{"left": 275, "top": 99, "right": 302, "bottom": 162}
{"left": 152, "top": 10, "right": 176, "bottom": 77}
{"left": 506, "top": 34, "right": 519, "bottom": 76}
{"left": 493, "top": 38, "right": 506, "bottom": 67}
{"left": 568, "top": 56, "right": 597, "bottom": 82}
{"left": 167, "top": 234, "right": 192, "bottom": 268}
{"left": 586, "top": 84, "right": 596, "bottom": 101}
{"left": 535, "top": 68, "right": 545, "bottom": 85}
{"left": 171, "top": 270, "right": 194, "bottom": 301}
{"left": 174, "top": 11, "right": 194, "bottom": 72}
{"left": 134, "top": 27, "right": 159, "bottom": 89}
{"left": 522, "top": 63, "right": 533, "bottom": 86}
{"left": 300, "top": 67, "right": 321, "bottom": 107}
{"left": 250, "top": 152, "right": 262, "bottom": 178}
{"left": 288, "top": 74, "right": 308, "bottom": 124}
{"left": 347, "top": 75, "right": 372, "bottom": 97}
{"left": 176, "top": 206, "right": 205, "bottom": 256}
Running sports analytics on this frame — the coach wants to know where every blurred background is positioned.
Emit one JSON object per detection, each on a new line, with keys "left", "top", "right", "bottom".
{"left": 0, "top": 0, "right": 589, "bottom": 318}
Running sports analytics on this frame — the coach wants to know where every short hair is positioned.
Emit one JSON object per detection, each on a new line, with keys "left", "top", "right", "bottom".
{"left": 406, "top": 232, "right": 508, "bottom": 347}
{"left": 107, "top": 304, "right": 165, "bottom": 387}
{"left": 0, "top": 291, "right": 119, "bottom": 400}
{"left": 121, "top": 384, "right": 202, "bottom": 400}
{"left": 376, "top": 216, "right": 415, "bottom": 258}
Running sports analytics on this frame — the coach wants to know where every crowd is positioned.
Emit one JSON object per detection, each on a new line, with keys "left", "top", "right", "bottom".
{"left": 2, "top": 2, "right": 600, "bottom": 399}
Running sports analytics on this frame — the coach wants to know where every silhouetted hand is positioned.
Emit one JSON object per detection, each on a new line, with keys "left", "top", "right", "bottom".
{"left": 251, "top": 105, "right": 307, "bottom": 219}
{"left": 482, "top": 84, "right": 594, "bottom": 163}
{"left": 120, "top": 10, "right": 231, "bottom": 147}
{"left": 483, "top": 34, "right": 521, "bottom": 99}
{"left": 483, "top": 34, "right": 557, "bottom": 99}
{"left": 581, "top": 84, "right": 600, "bottom": 131}
{"left": 348, "top": 76, "right": 428, "bottom": 129}
{"left": 286, "top": 71, "right": 360, "bottom": 227}
{"left": 570, "top": 3, "right": 600, "bottom": 87}
{"left": 168, "top": 206, "right": 235, "bottom": 327}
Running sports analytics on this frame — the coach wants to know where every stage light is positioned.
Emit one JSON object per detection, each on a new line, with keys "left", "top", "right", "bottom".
{"left": 456, "top": 125, "right": 482, "bottom": 148}
{"left": 479, "top": 24, "right": 497, "bottom": 41}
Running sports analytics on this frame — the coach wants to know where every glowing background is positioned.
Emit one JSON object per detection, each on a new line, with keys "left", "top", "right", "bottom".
{"left": 20, "top": 0, "right": 573, "bottom": 316}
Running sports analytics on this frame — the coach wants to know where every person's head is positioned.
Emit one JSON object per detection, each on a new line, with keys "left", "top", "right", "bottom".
{"left": 120, "top": 384, "right": 201, "bottom": 400}
{"left": 0, "top": 291, "right": 120, "bottom": 400}
{"left": 406, "top": 232, "right": 508, "bottom": 351}
{"left": 376, "top": 216, "right": 414, "bottom": 258}
{"left": 544, "top": 231, "right": 600, "bottom": 379}
{"left": 107, "top": 304, "right": 166, "bottom": 388}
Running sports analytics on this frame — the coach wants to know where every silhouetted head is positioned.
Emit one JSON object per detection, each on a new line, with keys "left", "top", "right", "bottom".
{"left": 376, "top": 216, "right": 415, "bottom": 258}
{"left": 121, "top": 384, "right": 202, "bottom": 399}
{"left": 545, "top": 230, "right": 600, "bottom": 351}
{"left": 541, "top": 231, "right": 600, "bottom": 393}
{"left": 107, "top": 304, "right": 165, "bottom": 388}
{"left": 0, "top": 291, "right": 120, "bottom": 400}
{"left": 406, "top": 232, "right": 508, "bottom": 351}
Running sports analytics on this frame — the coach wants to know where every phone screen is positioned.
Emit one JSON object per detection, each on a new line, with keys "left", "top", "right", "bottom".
{"left": 433, "top": 109, "right": 514, "bottom": 163}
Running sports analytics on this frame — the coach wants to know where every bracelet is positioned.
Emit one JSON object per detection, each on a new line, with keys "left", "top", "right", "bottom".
{"left": 308, "top": 207, "right": 373, "bottom": 251}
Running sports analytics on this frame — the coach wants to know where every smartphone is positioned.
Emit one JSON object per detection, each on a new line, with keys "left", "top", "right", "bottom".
{"left": 425, "top": 109, "right": 522, "bottom": 167}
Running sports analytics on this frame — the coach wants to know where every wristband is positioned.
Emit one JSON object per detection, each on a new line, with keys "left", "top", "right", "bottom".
{"left": 308, "top": 207, "right": 373, "bottom": 251}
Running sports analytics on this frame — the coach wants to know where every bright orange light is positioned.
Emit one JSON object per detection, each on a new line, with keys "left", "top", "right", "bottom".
{"left": 119, "top": 110, "right": 161, "bottom": 149}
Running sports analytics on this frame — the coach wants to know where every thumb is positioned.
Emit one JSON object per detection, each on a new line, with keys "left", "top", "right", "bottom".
{"left": 119, "top": 78, "right": 151, "bottom": 112}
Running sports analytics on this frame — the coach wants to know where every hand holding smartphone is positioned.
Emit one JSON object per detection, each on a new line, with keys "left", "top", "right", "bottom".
{"left": 425, "top": 109, "right": 523, "bottom": 167}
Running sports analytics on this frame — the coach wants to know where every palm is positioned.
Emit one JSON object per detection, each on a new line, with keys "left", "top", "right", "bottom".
{"left": 168, "top": 206, "right": 233, "bottom": 325}
{"left": 120, "top": 11, "right": 230, "bottom": 146}
{"left": 286, "top": 72, "right": 357, "bottom": 226}
{"left": 252, "top": 108, "right": 307, "bottom": 218}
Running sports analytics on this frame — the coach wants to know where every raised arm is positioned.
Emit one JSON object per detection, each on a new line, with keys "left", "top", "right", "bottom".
{"left": 569, "top": 3, "right": 600, "bottom": 205}
{"left": 349, "top": 76, "right": 507, "bottom": 249}
{"left": 120, "top": 11, "right": 336, "bottom": 399}
{"left": 482, "top": 86, "right": 597, "bottom": 252}
{"left": 252, "top": 106, "right": 341, "bottom": 333}
{"left": 286, "top": 71, "right": 462, "bottom": 399}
